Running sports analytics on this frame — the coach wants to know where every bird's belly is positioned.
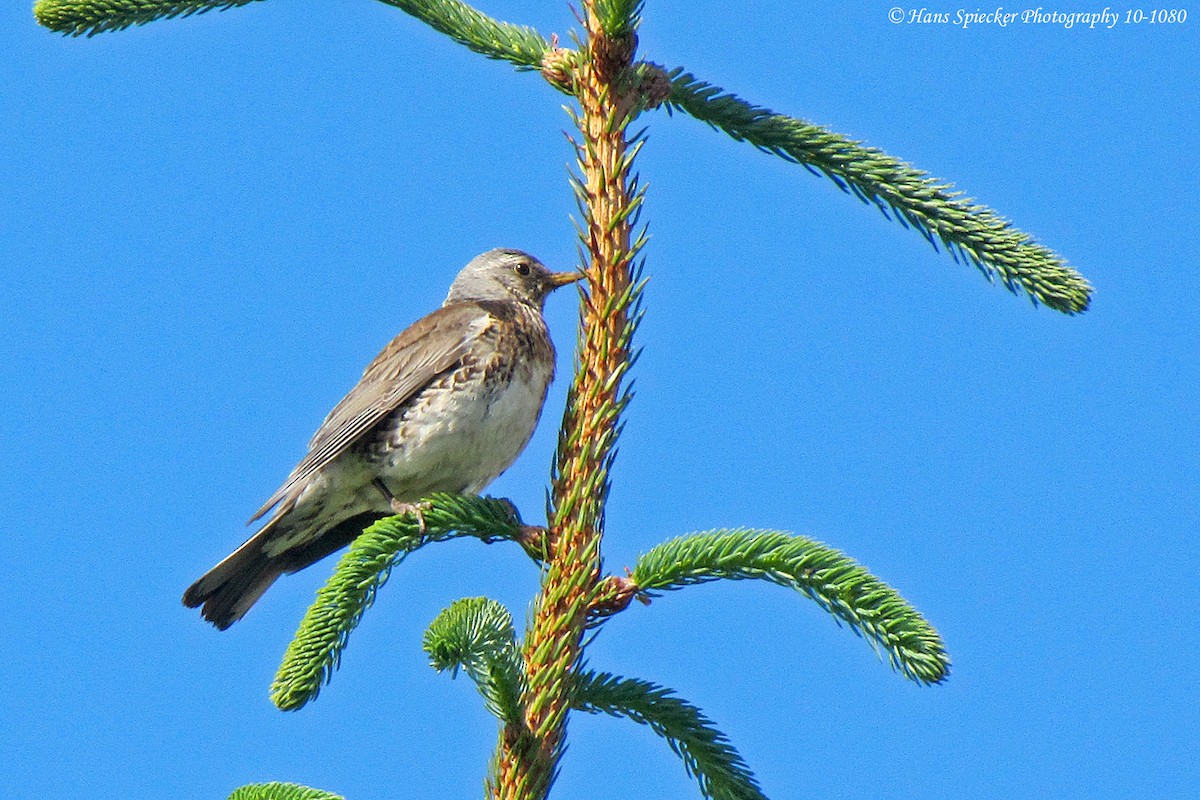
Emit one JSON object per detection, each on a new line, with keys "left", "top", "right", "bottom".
{"left": 374, "top": 364, "right": 552, "bottom": 500}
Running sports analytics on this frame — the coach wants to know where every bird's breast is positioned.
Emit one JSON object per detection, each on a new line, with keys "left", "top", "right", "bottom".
{"left": 363, "top": 309, "right": 556, "bottom": 499}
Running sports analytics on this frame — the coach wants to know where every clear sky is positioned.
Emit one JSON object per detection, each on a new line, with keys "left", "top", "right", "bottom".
{"left": 3, "top": 2, "right": 1197, "bottom": 798}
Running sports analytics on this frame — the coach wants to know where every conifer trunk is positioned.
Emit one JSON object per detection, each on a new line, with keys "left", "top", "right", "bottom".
{"left": 491, "top": 6, "right": 639, "bottom": 799}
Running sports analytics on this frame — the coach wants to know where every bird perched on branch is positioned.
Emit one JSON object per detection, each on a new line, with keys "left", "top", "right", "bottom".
{"left": 184, "top": 248, "right": 581, "bottom": 629}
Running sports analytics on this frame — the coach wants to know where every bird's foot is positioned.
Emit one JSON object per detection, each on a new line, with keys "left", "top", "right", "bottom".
{"left": 373, "top": 479, "right": 431, "bottom": 534}
{"left": 390, "top": 500, "right": 432, "bottom": 534}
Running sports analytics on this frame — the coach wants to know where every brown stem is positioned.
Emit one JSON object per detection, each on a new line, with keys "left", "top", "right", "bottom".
{"left": 490, "top": 8, "right": 640, "bottom": 800}
{"left": 587, "top": 574, "right": 644, "bottom": 620}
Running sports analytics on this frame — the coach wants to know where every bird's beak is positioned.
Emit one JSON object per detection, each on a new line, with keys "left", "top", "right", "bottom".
{"left": 547, "top": 271, "right": 585, "bottom": 290}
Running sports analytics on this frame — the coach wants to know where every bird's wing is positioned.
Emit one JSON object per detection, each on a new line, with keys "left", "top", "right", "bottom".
{"left": 247, "top": 302, "right": 492, "bottom": 524}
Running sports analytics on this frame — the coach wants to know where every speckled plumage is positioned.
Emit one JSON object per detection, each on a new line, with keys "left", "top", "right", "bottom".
{"left": 183, "top": 249, "right": 579, "bottom": 629}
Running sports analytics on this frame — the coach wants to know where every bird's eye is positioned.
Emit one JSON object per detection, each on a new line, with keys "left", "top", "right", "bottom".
{"left": 515, "top": 262, "right": 532, "bottom": 276}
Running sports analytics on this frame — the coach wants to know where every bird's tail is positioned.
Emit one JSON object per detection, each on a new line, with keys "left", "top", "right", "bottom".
{"left": 182, "top": 534, "right": 282, "bottom": 630}
{"left": 183, "top": 510, "right": 386, "bottom": 629}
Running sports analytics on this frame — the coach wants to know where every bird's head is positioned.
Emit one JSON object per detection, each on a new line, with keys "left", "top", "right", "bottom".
{"left": 445, "top": 248, "right": 582, "bottom": 309}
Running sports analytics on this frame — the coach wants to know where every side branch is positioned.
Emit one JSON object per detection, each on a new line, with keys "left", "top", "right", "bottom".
{"left": 424, "top": 597, "right": 527, "bottom": 727}
{"left": 575, "top": 671, "right": 767, "bottom": 800}
{"left": 629, "top": 529, "right": 951, "bottom": 685}
{"left": 270, "top": 494, "right": 531, "bottom": 712}
{"left": 227, "top": 783, "right": 345, "bottom": 800}
{"left": 34, "top": 0, "right": 259, "bottom": 36}
{"left": 666, "top": 68, "right": 1092, "bottom": 314}
{"left": 374, "top": 0, "right": 549, "bottom": 68}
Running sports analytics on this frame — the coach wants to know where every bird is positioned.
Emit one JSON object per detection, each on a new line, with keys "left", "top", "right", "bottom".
{"left": 183, "top": 248, "right": 581, "bottom": 629}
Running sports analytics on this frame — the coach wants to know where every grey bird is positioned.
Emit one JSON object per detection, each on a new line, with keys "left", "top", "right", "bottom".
{"left": 183, "top": 248, "right": 580, "bottom": 629}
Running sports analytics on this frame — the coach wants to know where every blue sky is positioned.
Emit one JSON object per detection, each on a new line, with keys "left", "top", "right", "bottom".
{"left": 3, "top": 1, "right": 1197, "bottom": 798}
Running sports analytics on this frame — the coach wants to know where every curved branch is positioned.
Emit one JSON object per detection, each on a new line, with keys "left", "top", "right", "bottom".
{"left": 34, "top": 0, "right": 259, "bottom": 36}
{"left": 630, "top": 529, "right": 951, "bottom": 685}
{"left": 665, "top": 68, "right": 1092, "bottom": 314}
{"left": 270, "top": 494, "right": 531, "bottom": 711}
{"left": 374, "top": 0, "right": 549, "bottom": 68}
{"left": 227, "top": 783, "right": 344, "bottom": 800}
{"left": 424, "top": 597, "right": 527, "bottom": 726}
{"left": 575, "top": 671, "right": 766, "bottom": 800}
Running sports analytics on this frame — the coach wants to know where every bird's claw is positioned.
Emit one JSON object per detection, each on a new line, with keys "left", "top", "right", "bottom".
{"left": 390, "top": 499, "right": 432, "bottom": 534}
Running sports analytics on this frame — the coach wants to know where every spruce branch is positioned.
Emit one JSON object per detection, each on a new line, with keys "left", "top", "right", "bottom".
{"left": 271, "top": 494, "right": 531, "bottom": 712}
{"left": 33, "top": 0, "right": 550, "bottom": 60}
{"left": 629, "top": 529, "right": 951, "bottom": 685}
{"left": 424, "top": 597, "right": 527, "bottom": 726}
{"left": 227, "top": 783, "right": 343, "bottom": 800}
{"left": 373, "top": 0, "right": 549, "bottom": 68}
{"left": 574, "top": 671, "right": 766, "bottom": 800}
{"left": 592, "top": 0, "right": 642, "bottom": 37}
{"left": 34, "top": 0, "right": 258, "bottom": 36}
{"left": 664, "top": 68, "right": 1093, "bottom": 314}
